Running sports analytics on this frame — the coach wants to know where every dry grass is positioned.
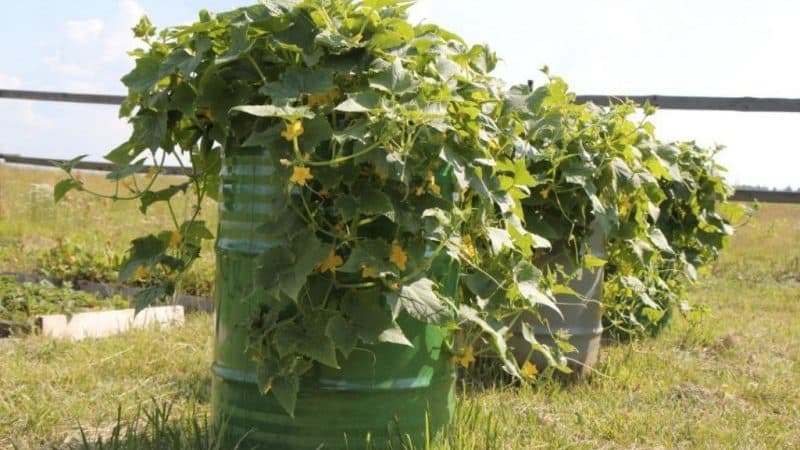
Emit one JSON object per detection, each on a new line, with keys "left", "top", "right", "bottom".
{"left": 0, "top": 164, "right": 217, "bottom": 279}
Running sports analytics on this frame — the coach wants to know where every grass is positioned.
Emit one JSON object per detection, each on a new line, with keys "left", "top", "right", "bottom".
{"left": 1, "top": 165, "right": 798, "bottom": 449}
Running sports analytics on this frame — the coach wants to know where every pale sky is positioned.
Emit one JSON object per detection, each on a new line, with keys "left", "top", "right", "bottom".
{"left": 1, "top": 1, "right": 798, "bottom": 188}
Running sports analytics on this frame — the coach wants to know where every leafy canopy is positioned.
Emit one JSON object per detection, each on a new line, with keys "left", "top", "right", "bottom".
{"left": 56, "top": 0, "right": 563, "bottom": 415}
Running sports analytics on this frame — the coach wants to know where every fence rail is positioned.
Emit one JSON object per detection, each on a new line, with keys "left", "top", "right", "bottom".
{"left": 1, "top": 88, "right": 799, "bottom": 203}
{"left": 0, "top": 153, "right": 186, "bottom": 175}
{"left": 2, "top": 152, "right": 797, "bottom": 204}
{"left": 0, "top": 89, "right": 124, "bottom": 106}
{"left": 3, "top": 88, "right": 800, "bottom": 113}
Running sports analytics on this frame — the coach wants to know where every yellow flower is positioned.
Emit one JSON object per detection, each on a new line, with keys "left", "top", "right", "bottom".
{"left": 428, "top": 171, "right": 441, "bottom": 196}
{"left": 540, "top": 188, "right": 550, "bottom": 200}
{"left": 361, "top": 265, "right": 375, "bottom": 278}
{"left": 389, "top": 243, "right": 408, "bottom": 271}
{"left": 452, "top": 345, "right": 476, "bottom": 368}
{"left": 316, "top": 251, "right": 343, "bottom": 274}
{"left": 461, "top": 235, "right": 476, "bottom": 259}
{"left": 133, "top": 266, "right": 149, "bottom": 280}
{"left": 521, "top": 361, "right": 539, "bottom": 379}
{"left": 281, "top": 120, "right": 304, "bottom": 141}
{"left": 169, "top": 230, "right": 182, "bottom": 248}
{"left": 290, "top": 166, "right": 313, "bottom": 186}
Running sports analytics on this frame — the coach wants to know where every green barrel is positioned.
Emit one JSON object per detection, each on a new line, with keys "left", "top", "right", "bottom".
{"left": 211, "top": 150, "right": 457, "bottom": 449}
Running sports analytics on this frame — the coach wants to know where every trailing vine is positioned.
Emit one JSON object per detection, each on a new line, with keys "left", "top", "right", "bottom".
{"left": 507, "top": 72, "right": 744, "bottom": 339}
{"left": 56, "top": 0, "right": 562, "bottom": 415}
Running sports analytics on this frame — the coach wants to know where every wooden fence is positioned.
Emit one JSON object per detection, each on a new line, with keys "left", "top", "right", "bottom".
{"left": 3, "top": 88, "right": 800, "bottom": 112}
{"left": 1, "top": 88, "right": 798, "bottom": 203}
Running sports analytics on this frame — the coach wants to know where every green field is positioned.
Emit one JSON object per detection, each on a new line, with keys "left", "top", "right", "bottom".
{"left": 0, "top": 165, "right": 798, "bottom": 449}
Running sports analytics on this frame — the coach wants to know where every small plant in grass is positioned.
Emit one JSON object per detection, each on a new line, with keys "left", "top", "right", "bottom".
{"left": 55, "top": 0, "right": 566, "bottom": 415}
{"left": 35, "top": 238, "right": 216, "bottom": 298}
{"left": 0, "top": 275, "right": 129, "bottom": 335}
{"left": 36, "top": 238, "right": 120, "bottom": 284}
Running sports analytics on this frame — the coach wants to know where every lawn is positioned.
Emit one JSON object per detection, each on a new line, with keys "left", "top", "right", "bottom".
{"left": 0, "top": 165, "right": 798, "bottom": 449}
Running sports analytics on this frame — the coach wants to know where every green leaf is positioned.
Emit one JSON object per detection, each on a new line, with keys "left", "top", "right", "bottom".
{"left": 131, "top": 109, "right": 167, "bottom": 152}
{"left": 368, "top": 18, "right": 414, "bottom": 50}
{"left": 196, "top": 70, "right": 237, "bottom": 131}
{"left": 256, "top": 230, "right": 329, "bottom": 300}
{"left": 361, "top": 0, "right": 405, "bottom": 7}
{"left": 341, "top": 289, "right": 394, "bottom": 343}
{"left": 369, "top": 59, "right": 416, "bottom": 95}
{"left": 168, "top": 82, "right": 196, "bottom": 116}
{"left": 457, "top": 305, "right": 509, "bottom": 366}
{"left": 54, "top": 179, "right": 83, "bottom": 202}
{"left": 273, "top": 323, "right": 303, "bottom": 358}
{"left": 106, "top": 160, "right": 146, "bottom": 181}
{"left": 298, "top": 115, "right": 333, "bottom": 151}
{"left": 514, "top": 261, "right": 560, "bottom": 314}
{"left": 231, "top": 104, "right": 313, "bottom": 121}
{"left": 281, "top": 231, "right": 330, "bottom": 300}
{"left": 333, "top": 120, "right": 369, "bottom": 144}
{"left": 216, "top": 21, "right": 253, "bottom": 65}
{"left": 139, "top": 183, "right": 191, "bottom": 214}
{"left": 334, "top": 195, "right": 359, "bottom": 221}
{"left": 260, "top": 67, "right": 336, "bottom": 104}
{"left": 486, "top": 227, "right": 513, "bottom": 254}
{"left": 119, "top": 235, "right": 168, "bottom": 281}
{"left": 105, "top": 141, "right": 144, "bottom": 166}
{"left": 158, "top": 49, "right": 192, "bottom": 79}
{"left": 434, "top": 54, "right": 461, "bottom": 81}
{"left": 335, "top": 92, "right": 383, "bottom": 113}
{"left": 356, "top": 188, "right": 395, "bottom": 220}
{"left": 133, "top": 285, "right": 167, "bottom": 314}
{"left": 325, "top": 316, "right": 358, "bottom": 357}
{"left": 243, "top": 123, "right": 286, "bottom": 149}
{"left": 583, "top": 254, "right": 607, "bottom": 269}
{"left": 439, "top": 144, "right": 470, "bottom": 191}
{"left": 315, "top": 29, "right": 356, "bottom": 53}
{"left": 132, "top": 16, "right": 156, "bottom": 39}
{"left": 296, "top": 332, "right": 339, "bottom": 368}
{"left": 463, "top": 270, "right": 498, "bottom": 301}
{"left": 270, "top": 376, "right": 299, "bottom": 417}
{"left": 338, "top": 239, "right": 395, "bottom": 276}
{"left": 54, "top": 155, "right": 89, "bottom": 174}
{"left": 180, "top": 220, "right": 214, "bottom": 246}
{"left": 121, "top": 55, "right": 163, "bottom": 94}
{"left": 648, "top": 228, "right": 673, "bottom": 253}
{"left": 386, "top": 277, "right": 450, "bottom": 324}
{"left": 378, "top": 323, "right": 413, "bottom": 347}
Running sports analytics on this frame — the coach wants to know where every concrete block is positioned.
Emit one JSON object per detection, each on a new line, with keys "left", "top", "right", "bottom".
{"left": 38, "top": 306, "right": 184, "bottom": 341}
